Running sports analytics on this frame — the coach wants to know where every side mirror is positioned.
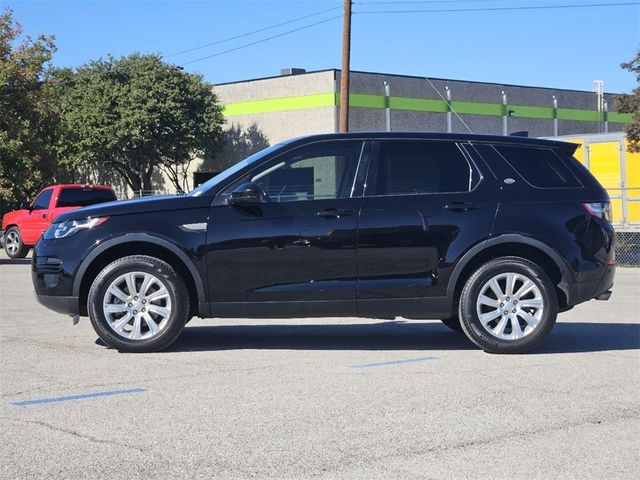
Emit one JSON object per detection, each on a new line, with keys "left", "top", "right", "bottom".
{"left": 19, "top": 201, "right": 32, "bottom": 210}
{"left": 228, "top": 183, "right": 264, "bottom": 206}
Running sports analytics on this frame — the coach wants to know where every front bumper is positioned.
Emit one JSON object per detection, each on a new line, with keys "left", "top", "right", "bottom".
{"left": 32, "top": 246, "right": 82, "bottom": 315}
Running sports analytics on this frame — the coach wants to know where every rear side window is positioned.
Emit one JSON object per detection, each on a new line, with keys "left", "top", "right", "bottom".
{"left": 492, "top": 145, "right": 581, "bottom": 188}
{"left": 32, "top": 189, "right": 53, "bottom": 210}
{"left": 373, "top": 141, "right": 472, "bottom": 196}
{"left": 57, "top": 188, "right": 116, "bottom": 208}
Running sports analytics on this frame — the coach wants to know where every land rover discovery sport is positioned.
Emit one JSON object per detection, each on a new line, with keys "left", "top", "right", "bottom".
{"left": 32, "top": 133, "right": 615, "bottom": 353}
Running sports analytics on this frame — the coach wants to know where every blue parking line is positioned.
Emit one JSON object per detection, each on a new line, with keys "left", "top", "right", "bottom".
{"left": 11, "top": 387, "right": 146, "bottom": 407}
{"left": 350, "top": 356, "right": 438, "bottom": 369}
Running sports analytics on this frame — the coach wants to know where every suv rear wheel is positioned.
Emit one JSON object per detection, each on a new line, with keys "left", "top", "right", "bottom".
{"left": 458, "top": 256, "right": 558, "bottom": 354}
{"left": 5, "top": 227, "right": 29, "bottom": 259}
{"left": 88, "top": 255, "right": 189, "bottom": 352}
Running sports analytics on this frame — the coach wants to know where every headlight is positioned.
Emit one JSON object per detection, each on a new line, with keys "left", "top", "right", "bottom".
{"left": 44, "top": 217, "right": 109, "bottom": 239}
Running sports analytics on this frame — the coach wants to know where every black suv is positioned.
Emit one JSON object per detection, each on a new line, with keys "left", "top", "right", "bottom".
{"left": 32, "top": 133, "right": 615, "bottom": 353}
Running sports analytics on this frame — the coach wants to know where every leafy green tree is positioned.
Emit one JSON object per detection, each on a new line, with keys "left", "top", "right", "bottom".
{"left": 0, "top": 9, "right": 60, "bottom": 212}
{"left": 617, "top": 50, "right": 640, "bottom": 152}
{"left": 200, "top": 122, "right": 270, "bottom": 173}
{"left": 57, "top": 54, "right": 225, "bottom": 192}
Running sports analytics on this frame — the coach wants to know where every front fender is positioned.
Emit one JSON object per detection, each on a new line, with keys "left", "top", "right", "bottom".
{"left": 72, "top": 233, "right": 208, "bottom": 313}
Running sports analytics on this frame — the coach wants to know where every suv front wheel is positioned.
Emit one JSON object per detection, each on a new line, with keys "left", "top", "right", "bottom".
{"left": 88, "top": 255, "right": 189, "bottom": 353}
{"left": 458, "top": 256, "right": 558, "bottom": 354}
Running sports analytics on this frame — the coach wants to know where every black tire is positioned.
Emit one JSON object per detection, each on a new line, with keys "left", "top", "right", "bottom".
{"left": 440, "top": 316, "right": 463, "bottom": 333}
{"left": 458, "top": 256, "right": 558, "bottom": 354}
{"left": 5, "top": 227, "right": 29, "bottom": 259}
{"left": 88, "top": 255, "right": 189, "bottom": 353}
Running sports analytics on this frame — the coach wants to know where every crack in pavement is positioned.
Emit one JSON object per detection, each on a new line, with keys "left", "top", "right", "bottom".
{"left": 3, "top": 418, "right": 148, "bottom": 454}
{"left": 311, "top": 409, "right": 640, "bottom": 478}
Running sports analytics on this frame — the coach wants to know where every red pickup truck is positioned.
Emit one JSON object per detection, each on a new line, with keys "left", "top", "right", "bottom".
{"left": 1, "top": 184, "right": 117, "bottom": 259}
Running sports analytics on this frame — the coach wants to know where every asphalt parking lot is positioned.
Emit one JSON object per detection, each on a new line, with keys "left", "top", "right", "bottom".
{"left": 1, "top": 249, "right": 639, "bottom": 479}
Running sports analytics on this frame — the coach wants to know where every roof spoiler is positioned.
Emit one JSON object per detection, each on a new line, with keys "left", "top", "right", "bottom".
{"left": 509, "top": 131, "right": 528, "bottom": 137}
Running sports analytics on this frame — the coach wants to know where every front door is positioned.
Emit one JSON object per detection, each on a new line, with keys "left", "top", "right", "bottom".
{"left": 356, "top": 140, "right": 498, "bottom": 318}
{"left": 21, "top": 187, "right": 54, "bottom": 245}
{"left": 206, "top": 140, "right": 367, "bottom": 317}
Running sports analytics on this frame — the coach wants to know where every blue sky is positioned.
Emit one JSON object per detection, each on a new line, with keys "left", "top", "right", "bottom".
{"left": 4, "top": 0, "right": 640, "bottom": 93}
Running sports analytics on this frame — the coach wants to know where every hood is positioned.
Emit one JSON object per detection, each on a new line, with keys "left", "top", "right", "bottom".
{"left": 53, "top": 195, "right": 191, "bottom": 223}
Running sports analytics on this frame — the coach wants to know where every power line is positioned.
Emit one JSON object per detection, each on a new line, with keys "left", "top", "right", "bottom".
{"left": 174, "top": 1, "right": 638, "bottom": 68}
{"left": 164, "top": 5, "right": 341, "bottom": 59}
{"left": 355, "top": 2, "right": 640, "bottom": 14}
{"left": 355, "top": 1, "right": 511, "bottom": 3}
{"left": 179, "top": 15, "right": 342, "bottom": 67}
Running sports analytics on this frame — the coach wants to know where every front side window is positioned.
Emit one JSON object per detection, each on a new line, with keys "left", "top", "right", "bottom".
{"left": 32, "top": 189, "right": 53, "bottom": 210}
{"left": 224, "top": 141, "right": 363, "bottom": 203}
{"left": 372, "top": 141, "right": 472, "bottom": 196}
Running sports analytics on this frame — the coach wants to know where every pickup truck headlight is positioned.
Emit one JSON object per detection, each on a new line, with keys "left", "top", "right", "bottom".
{"left": 45, "top": 217, "right": 109, "bottom": 239}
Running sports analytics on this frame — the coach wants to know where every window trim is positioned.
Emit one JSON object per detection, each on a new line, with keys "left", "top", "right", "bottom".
{"left": 363, "top": 139, "right": 482, "bottom": 198}
{"left": 471, "top": 141, "right": 584, "bottom": 190}
{"left": 212, "top": 139, "right": 370, "bottom": 206}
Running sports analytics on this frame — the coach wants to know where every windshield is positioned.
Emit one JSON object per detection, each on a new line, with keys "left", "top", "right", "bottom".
{"left": 188, "top": 143, "right": 285, "bottom": 197}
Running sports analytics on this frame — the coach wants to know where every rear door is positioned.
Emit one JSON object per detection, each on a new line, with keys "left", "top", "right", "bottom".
{"left": 356, "top": 139, "right": 498, "bottom": 318}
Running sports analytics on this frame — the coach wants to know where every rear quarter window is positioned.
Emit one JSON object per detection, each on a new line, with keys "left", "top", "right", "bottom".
{"left": 491, "top": 145, "right": 582, "bottom": 189}
{"left": 57, "top": 188, "right": 116, "bottom": 208}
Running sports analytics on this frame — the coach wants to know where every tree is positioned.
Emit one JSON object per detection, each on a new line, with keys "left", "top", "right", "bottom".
{"left": 200, "top": 122, "right": 270, "bottom": 173}
{"left": 0, "top": 9, "right": 60, "bottom": 212}
{"left": 617, "top": 50, "right": 640, "bottom": 152}
{"left": 57, "top": 53, "right": 224, "bottom": 192}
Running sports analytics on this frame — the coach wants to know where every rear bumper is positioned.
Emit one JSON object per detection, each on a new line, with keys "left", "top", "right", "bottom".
{"left": 564, "top": 264, "right": 615, "bottom": 307}
{"left": 35, "top": 293, "right": 80, "bottom": 315}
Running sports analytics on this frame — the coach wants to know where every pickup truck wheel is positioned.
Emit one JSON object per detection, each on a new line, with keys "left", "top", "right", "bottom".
{"left": 5, "top": 227, "right": 29, "bottom": 259}
{"left": 458, "top": 256, "right": 558, "bottom": 354}
{"left": 88, "top": 255, "right": 189, "bottom": 353}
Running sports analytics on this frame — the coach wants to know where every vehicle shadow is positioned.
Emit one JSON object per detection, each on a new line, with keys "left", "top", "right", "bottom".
{"left": 165, "top": 321, "right": 640, "bottom": 354}
{"left": 0, "top": 258, "right": 31, "bottom": 265}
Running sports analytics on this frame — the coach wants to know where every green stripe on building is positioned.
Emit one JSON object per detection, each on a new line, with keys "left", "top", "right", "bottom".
{"left": 608, "top": 111, "right": 634, "bottom": 123}
{"left": 390, "top": 96, "right": 449, "bottom": 113}
{"left": 223, "top": 92, "right": 335, "bottom": 116}
{"left": 557, "top": 108, "right": 601, "bottom": 122}
{"left": 450, "top": 100, "right": 503, "bottom": 117}
{"left": 223, "top": 92, "right": 632, "bottom": 124}
{"left": 510, "top": 105, "right": 555, "bottom": 120}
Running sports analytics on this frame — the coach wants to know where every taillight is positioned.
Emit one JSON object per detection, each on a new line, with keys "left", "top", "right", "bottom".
{"left": 583, "top": 202, "right": 612, "bottom": 222}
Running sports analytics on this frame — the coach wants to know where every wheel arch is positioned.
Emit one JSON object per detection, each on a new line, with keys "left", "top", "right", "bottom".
{"left": 4, "top": 224, "right": 22, "bottom": 238}
{"left": 447, "top": 235, "right": 572, "bottom": 312}
{"left": 74, "top": 234, "right": 207, "bottom": 317}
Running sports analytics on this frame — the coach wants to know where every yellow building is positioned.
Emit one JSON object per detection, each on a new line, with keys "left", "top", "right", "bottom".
{"left": 549, "top": 132, "right": 639, "bottom": 232}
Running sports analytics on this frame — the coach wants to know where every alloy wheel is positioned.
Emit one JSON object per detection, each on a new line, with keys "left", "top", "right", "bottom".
{"left": 5, "top": 230, "right": 20, "bottom": 256}
{"left": 102, "top": 271, "right": 172, "bottom": 340}
{"left": 475, "top": 272, "right": 544, "bottom": 340}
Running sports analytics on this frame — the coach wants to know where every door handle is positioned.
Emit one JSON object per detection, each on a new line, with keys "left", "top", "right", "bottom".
{"left": 445, "top": 201, "right": 478, "bottom": 211}
{"left": 316, "top": 208, "right": 353, "bottom": 218}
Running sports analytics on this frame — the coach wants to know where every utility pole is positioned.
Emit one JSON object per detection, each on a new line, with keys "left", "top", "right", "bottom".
{"left": 339, "top": 0, "right": 352, "bottom": 132}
